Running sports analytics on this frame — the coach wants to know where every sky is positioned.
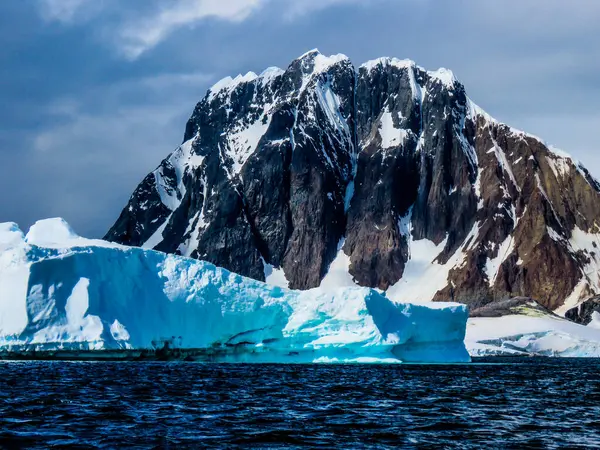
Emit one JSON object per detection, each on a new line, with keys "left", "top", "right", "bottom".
{"left": 1, "top": 0, "right": 599, "bottom": 238}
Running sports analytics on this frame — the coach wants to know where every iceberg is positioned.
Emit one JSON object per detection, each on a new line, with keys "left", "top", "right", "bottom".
{"left": 0, "top": 218, "right": 470, "bottom": 363}
{"left": 466, "top": 299, "right": 600, "bottom": 357}
{"left": 467, "top": 316, "right": 600, "bottom": 357}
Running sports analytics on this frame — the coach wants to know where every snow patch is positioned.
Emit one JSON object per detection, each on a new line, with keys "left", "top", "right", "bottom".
{"left": 466, "top": 99, "right": 496, "bottom": 124}
{"left": 262, "top": 258, "right": 290, "bottom": 289}
{"left": 226, "top": 116, "right": 271, "bottom": 175}
{"left": 26, "top": 218, "right": 123, "bottom": 250}
{"left": 379, "top": 109, "right": 408, "bottom": 150}
{"left": 178, "top": 180, "right": 210, "bottom": 257}
{"left": 259, "top": 66, "right": 285, "bottom": 84}
{"left": 386, "top": 237, "right": 448, "bottom": 303}
{"left": 546, "top": 226, "right": 564, "bottom": 243}
{"left": 298, "top": 50, "right": 350, "bottom": 92}
{"left": 142, "top": 216, "right": 170, "bottom": 249}
{"left": 360, "top": 59, "right": 455, "bottom": 91}
{"left": 207, "top": 71, "right": 258, "bottom": 102}
{"left": 558, "top": 278, "right": 589, "bottom": 317}
{"left": 313, "top": 52, "right": 349, "bottom": 73}
{"left": 360, "top": 57, "right": 416, "bottom": 73}
{"left": 387, "top": 219, "right": 481, "bottom": 303}
{"left": 26, "top": 218, "right": 79, "bottom": 246}
{"left": 315, "top": 80, "right": 351, "bottom": 140}
{"left": 548, "top": 145, "right": 575, "bottom": 160}
{"left": 428, "top": 67, "right": 456, "bottom": 89}
{"left": 554, "top": 226, "right": 600, "bottom": 316}
{"left": 473, "top": 170, "right": 484, "bottom": 210}
{"left": 320, "top": 239, "right": 356, "bottom": 289}
{"left": 546, "top": 155, "right": 571, "bottom": 179}
{"left": 154, "top": 135, "right": 204, "bottom": 212}
{"left": 589, "top": 312, "right": 600, "bottom": 330}
{"left": 397, "top": 208, "right": 413, "bottom": 237}
{"left": 484, "top": 235, "right": 514, "bottom": 287}
{"left": 488, "top": 131, "right": 520, "bottom": 192}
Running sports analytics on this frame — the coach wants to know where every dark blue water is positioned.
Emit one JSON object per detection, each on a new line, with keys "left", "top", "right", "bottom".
{"left": 1, "top": 359, "right": 600, "bottom": 448}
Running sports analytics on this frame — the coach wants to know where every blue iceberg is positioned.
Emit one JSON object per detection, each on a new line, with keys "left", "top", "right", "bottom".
{"left": 0, "top": 218, "right": 470, "bottom": 363}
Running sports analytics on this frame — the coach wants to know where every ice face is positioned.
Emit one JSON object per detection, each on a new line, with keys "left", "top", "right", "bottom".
{"left": 0, "top": 218, "right": 470, "bottom": 363}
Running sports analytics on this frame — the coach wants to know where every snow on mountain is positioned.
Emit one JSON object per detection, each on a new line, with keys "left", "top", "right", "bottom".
{"left": 104, "top": 50, "right": 600, "bottom": 324}
{"left": 0, "top": 218, "right": 470, "bottom": 363}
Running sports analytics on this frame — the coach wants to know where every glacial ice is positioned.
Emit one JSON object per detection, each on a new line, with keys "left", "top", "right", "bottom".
{"left": 466, "top": 315, "right": 600, "bottom": 357}
{"left": 0, "top": 218, "right": 470, "bottom": 363}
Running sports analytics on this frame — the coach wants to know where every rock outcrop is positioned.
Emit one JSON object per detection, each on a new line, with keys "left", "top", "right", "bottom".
{"left": 566, "top": 297, "right": 600, "bottom": 325}
{"left": 469, "top": 297, "right": 555, "bottom": 318}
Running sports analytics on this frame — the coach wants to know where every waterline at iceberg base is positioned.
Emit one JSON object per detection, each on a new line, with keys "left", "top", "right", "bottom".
{"left": 0, "top": 219, "right": 470, "bottom": 363}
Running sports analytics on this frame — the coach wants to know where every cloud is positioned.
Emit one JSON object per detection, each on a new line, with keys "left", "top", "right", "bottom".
{"left": 36, "top": 0, "right": 367, "bottom": 59}
{"left": 15, "top": 0, "right": 600, "bottom": 238}
{"left": 36, "top": 0, "right": 270, "bottom": 59}
{"left": 36, "top": 0, "right": 267, "bottom": 58}
{"left": 37, "top": 0, "right": 103, "bottom": 23}
{"left": 11, "top": 71, "right": 213, "bottom": 237}
{"left": 117, "top": 0, "right": 265, "bottom": 60}
{"left": 282, "top": 0, "right": 364, "bottom": 18}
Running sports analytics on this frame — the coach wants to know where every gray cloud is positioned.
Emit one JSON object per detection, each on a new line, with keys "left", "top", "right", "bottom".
{"left": 2, "top": 0, "right": 599, "bottom": 237}
{"left": 0, "top": 71, "right": 212, "bottom": 237}
{"left": 36, "top": 0, "right": 371, "bottom": 60}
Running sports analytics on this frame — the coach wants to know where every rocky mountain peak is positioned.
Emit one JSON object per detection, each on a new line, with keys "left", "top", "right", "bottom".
{"left": 105, "top": 51, "right": 600, "bottom": 315}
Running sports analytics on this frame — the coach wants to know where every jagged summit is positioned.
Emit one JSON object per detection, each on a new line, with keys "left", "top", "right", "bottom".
{"left": 105, "top": 51, "right": 600, "bottom": 314}
{"left": 360, "top": 56, "right": 416, "bottom": 71}
{"left": 206, "top": 50, "right": 461, "bottom": 102}
{"left": 360, "top": 57, "right": 457, "bottom": 90}
{"left": 206, "top": 49, "right": 352, "bottom": 101}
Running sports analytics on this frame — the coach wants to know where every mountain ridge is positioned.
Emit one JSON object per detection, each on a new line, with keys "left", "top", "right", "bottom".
{"left": 105, "top": 50, "right": 600, "bottom": 314}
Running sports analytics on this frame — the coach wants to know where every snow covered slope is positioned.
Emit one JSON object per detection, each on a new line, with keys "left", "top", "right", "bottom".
{"left": 0, "top": 218, "right": 469, "bottom": 363}
{"left": 467, "top": 316, "right": 600, "bottom": 357}
{"left": 466, "top": 299, "right": 600, "bottom": 357}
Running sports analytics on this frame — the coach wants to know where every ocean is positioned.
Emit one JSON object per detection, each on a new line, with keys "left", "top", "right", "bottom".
{"left": 1, "top": 359, "right": 599, "bottom": 448}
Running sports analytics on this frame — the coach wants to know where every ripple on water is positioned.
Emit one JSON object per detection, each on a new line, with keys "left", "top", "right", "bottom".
{"left": 0, "top": 359, "right": 599, "bottom": 448}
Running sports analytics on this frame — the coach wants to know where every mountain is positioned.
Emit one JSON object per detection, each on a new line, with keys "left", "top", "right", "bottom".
{"left": 105, "top": 50, "right": 600, "bottom": 313}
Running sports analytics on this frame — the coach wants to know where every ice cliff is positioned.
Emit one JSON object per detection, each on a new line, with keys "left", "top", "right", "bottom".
{"left": 0, "top": 218, "right": 470, "bottom": 363}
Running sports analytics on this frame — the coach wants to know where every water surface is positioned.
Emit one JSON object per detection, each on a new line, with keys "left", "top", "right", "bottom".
{"left": 1, "top": 359, "right": 599, "bottom": 448}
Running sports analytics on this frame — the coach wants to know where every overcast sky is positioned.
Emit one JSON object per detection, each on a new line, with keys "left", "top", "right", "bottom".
{"left": 1, "top": 0, "right": 599, "bottom": 237}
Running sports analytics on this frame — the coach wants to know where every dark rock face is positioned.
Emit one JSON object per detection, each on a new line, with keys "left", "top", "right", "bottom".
{"left": 470, "top": 297, "right": 555, "bottom": 318}
{"left": 565, "top": 297, "right": 600, "bottom": 325}
{"left": 105, "top": 51, "right": 600, "bottom": 312}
